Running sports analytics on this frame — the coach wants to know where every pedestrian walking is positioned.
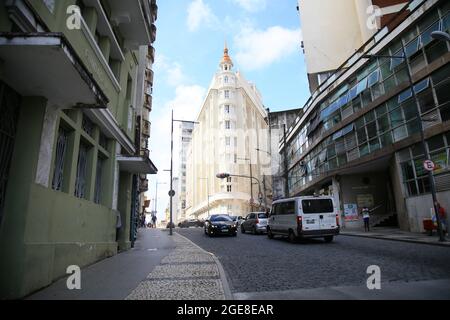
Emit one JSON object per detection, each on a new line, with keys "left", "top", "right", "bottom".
{"left": 152, "top": 214, "right": 157, "bottom": 228}
{"left": 435, "top": 201, "right": 448, "bottom": 236}
{"left": 362, "top": 206, "right": 371, "bottom": 232}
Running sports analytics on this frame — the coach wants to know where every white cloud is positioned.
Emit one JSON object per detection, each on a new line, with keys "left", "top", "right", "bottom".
{"left": 231, "top": 0, "right": 267, "bottom": 12}
{"left": 234, "top": 25, "right": 301, "bottom": 71}
{"left": 187, "top": 0, "right": 218, "bottom": 32}
{"left": 153, "top": 54, "right": 188, "bottom": 87}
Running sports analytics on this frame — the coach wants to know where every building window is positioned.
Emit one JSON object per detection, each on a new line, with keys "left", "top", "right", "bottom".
{"left": 226, "top": 137, "right": 230, "bottom": 146}
{"left": 225, "top": 105, "right": 230, "bottom": 113}
{"left": 94, "top": 157, "right": 104, "bottom": 204}
{"left": 227, "top": 185, "right": 232, "bottom": 192}
{"left": 52, "top": 127, "right": 68, "bottom": 191}
{"left": 227, "top": 177, "right": 232, "bottom": 183}
{"left": 74, "top": 142, "right": 89, "bottom": 199}
{"left": 225, "top": 121, "right": 231, "bottom": 129}
{"left": 225, "top": 90, "right": 230, "bottom": 99}
{"left": 224, "top": 76, "right": 229, "bottom": 84}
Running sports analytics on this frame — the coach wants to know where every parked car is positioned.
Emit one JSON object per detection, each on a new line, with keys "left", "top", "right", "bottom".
{"left": 240, "top": 212, "right": 268, "bottom": 234}
{"left": 178, "top": 219, "right": 203, "bottom": 228}
{"left": 166, "top": 222, "right": 176, "bottom": 229}
{"left": 267, "top": 196, "right": 339, "bottom": 243}
{"left": 204, "top": 215, "right": 237, "bottom": 237}
{"left": 230, "top": 215, "right": 245, "bottom": 227}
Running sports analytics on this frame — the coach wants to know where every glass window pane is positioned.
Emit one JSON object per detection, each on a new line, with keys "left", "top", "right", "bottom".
{"left": 418, "top": 89, "right": 435, "bottom": 113}
{"left": 376, "top": 104, "right": 387, "bottom": 116}
{"left": 435, "top": 82, "right": 450, "bottom": 107}
{"left": 402, "top": 161, "right": 415, "bottom": 180}
{"left": 426, "top": 41, "right": 449, "bottom": 65}
{"left": 405, "top": 37, "right": 420, "bottom": 58}
{"left": 367, "top": 122, "right": 377, "bottom": 139}
{"left": 357, "top": 128, "right": 367, "bottom": 144}
{"left": 369, "top": 138, "right": 380, "bottom": 152}
{"left": 407, "top": 181, "right": 418, "bottom": 196}
{"left": 368, "top": 70, "right": 380, "bottom": 87}
{"left": 378, "top": 115, "right": 390, "bottom": 132}
{"left": 384, "top": 76, "right": 397, "bottom": 94}
{"left": 412, "top": 143, "right": 425, "bottom": 157}
{"left": 359, "top": 143, "right": 369, "bottom": 157}
{"left": 371, "top": 82, "right": 385, "bottom": 100}
{"left": 390, "top": 108, "right": 404, "bottom": 125}
{"left": 421, "top": 20, "right": 440, "bottom": 47}
{"left": 393, "top": 125, "right": 408, "bottom": 142}
{"left": 398, "top": 89, "right": 413, "bottom": 104}
{"left": 403, "top": 101, "right": 417, "bottom": 120}
{"left": 427, "top": 135, "right": 445, "bottom": 151}
{"left": 365, "top": 110, "right": 375, "bottom": 123}
{"left": 396, "top": 67, "right": 409, "bottom": 84}
{"left": 407, "top": 119, "right": 420, "bottom": 136}
{"left": 380, "top": 132, "right": 393, "bottom": 147}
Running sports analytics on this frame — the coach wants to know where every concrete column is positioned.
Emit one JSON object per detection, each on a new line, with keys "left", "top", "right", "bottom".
{"left": 0, "top": 97, "right": 48, "bottom": 299}
{"left": 332, "top": 176, "right": 344, "bottom": 229}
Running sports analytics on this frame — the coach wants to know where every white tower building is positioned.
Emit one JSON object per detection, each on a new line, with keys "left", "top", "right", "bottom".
{"left": 186, "top": 45, "right": 270, "bottom": 220}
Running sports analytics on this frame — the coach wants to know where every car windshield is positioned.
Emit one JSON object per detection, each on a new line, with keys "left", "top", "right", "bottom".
{"left": 258, "top": 213, "right": 268, "bottom": 219}
{"left": 302, "top": 199, "right": 334, "bottom": 214}
{"left": 210, "top": 215, "right": 232, "bottom": 222}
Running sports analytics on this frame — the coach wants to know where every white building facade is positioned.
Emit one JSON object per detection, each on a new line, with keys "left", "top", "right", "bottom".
{"left": 186, "top": 46, "right": 270, "bottom": 220}
{"left": 178, "top": 122, "right": 194, "bottom": 221}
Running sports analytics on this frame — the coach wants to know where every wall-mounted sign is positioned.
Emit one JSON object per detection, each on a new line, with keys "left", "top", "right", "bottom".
{"left": 344, "top": 204, "right": 359, "bottom": 221}
{"left": 357, "top": 194, "right": 374, "bottom": 208}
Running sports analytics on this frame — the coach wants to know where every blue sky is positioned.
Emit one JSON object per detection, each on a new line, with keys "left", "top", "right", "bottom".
{"left": 147, "top": 0, "right": 310, "bottom": 221}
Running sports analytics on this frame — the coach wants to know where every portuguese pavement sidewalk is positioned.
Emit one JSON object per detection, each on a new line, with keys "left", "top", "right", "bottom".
{"left": 27, "top": 228, "right": 231, "bottom": 300}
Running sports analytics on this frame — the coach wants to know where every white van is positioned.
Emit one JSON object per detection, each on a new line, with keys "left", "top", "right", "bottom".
{"left": 267, "top": 196, "right": 340, "bottom": 243}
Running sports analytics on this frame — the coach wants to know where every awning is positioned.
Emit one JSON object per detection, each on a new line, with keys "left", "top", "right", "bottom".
{"left": 117, "top": 155, "right": 158, "bottom": 174}
{"left": 0, "top": 33, "right": 108, "bottom": 108}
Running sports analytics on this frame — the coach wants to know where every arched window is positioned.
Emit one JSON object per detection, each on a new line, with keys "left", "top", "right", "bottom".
{"left": 224, "top": 76, "right": 229, "bottom": 84}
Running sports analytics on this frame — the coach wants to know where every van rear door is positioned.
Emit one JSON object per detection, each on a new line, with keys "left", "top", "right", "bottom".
{"left": 300, "top": 199, "right": 322, "bottom": 231}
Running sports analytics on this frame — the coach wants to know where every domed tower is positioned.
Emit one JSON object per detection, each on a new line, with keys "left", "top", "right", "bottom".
{"left": 186, "top": 43, "right": 269, "bottom": 220}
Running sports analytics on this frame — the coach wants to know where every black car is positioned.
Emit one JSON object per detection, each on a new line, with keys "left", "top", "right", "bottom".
{"left": 179, "top": 219, "right": 203, "bottom": 228}
{"left": 204, "top": 215, "right": 237, "bottom": 237}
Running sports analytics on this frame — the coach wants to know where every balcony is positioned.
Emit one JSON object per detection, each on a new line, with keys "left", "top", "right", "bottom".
{"left": 142, "top": 120, "right": 151, "bottom": 137}
{"left": 151, "top": 1, "right": 158, "bottom": 22}
{"left": 117, "top": 147, "right": 157, "bottom": 174}
{"left": 139, "top": 178, "right": 149, "bottom": 193}
{"left": 145, "top": 69, "right": 154, "bottom": 86}
{"left": 107, "top": 0, "right": 152, "bottom": 49}
{"left": 0, "top": 33, "right": 108, "bottom": 109}
{"left": 147, "top": 45, "right": 155, "bottom": 64}
{"left": 144, "top": 93, "right": 152, "bottom": 111}
{"left": 150, "top": 24, "right": 157, "bottom": 43}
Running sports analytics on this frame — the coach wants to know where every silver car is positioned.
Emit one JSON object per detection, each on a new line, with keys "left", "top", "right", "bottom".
{"left": 240, "top": 212, "right": 268, "bottom": 234}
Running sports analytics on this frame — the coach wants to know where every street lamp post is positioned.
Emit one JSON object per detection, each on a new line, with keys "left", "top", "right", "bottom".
{"left": 168, "top": 110, "right": 199, "bottom": 236}
{"left": 363, "top": 41, "right": 447, "bottom": 241}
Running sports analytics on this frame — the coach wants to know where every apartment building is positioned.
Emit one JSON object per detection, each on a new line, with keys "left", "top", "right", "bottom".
{"left": 0, "top": 0, "right": 158, "bottom": 298}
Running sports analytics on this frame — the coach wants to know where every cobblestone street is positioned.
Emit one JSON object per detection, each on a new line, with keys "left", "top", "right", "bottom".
{"left": 177, "top": 228, "right": 450, "bottom": 299}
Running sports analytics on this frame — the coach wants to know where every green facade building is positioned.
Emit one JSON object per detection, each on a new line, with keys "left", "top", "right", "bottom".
{"left": 0, "top": 0, "right": 158, "bottom": 299}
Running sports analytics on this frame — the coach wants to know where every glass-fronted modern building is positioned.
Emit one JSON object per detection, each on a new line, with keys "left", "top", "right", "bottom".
{"left": 282, "top": 0, "right": 450, "bottom": 232}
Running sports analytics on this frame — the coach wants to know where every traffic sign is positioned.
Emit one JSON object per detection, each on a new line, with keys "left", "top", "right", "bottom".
{"left": 168, "top": 190, "right": 176, "bottom": 197}
{"left": 423, "top": 160, "right": 435, "bottom": 172}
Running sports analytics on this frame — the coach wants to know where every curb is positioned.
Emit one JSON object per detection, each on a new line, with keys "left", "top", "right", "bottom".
{"left": 341, "top": 232, "right": 450, "bottom": 248}
{"left": 175, "top": 232, "right": 234, "bottom": 300}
